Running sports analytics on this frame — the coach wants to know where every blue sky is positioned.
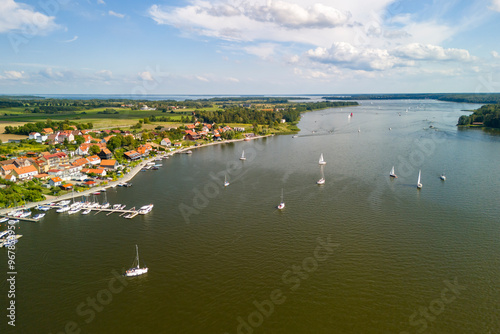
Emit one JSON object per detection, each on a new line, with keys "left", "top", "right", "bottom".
{"left": 2, "top": 0, "right": 500, "bottom": 95}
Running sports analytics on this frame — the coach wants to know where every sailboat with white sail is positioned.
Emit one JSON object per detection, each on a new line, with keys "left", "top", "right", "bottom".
{"left": 240, "top": 150, "right": 246, "bottom": 161}
{"left": 317, "top": 166, "right": 325, "bottom": 185}
{"left": 224, "top": 174, "right": 230, "bottom": 187}
{"left": 417, "top": 170, "right": 423, "bottom": 189}
{"left": 318, "top": 153, "right": 326, "bottom": 165}
{"left": 390, "top": 166, "right": 397, "bottom": 178}
{"left": 125, "top": 245, "right": 148, "bottom": 277}
{"left": 277, "top": 189, "right": 285, "bottom": 210}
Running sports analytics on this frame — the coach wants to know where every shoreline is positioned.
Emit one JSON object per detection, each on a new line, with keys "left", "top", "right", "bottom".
{"left": 0, "top": 134, "right": 273, "bottom": 215}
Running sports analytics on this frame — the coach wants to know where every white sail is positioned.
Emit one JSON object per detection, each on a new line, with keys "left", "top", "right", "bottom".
{"left": 240, "top": 150, "right": 246, "bottom": 160}
{"left": 319, "top": 153, "right": 326, "bottom": 165}
{"left": 417, "top": 170, "right": 422, "bottom": 188}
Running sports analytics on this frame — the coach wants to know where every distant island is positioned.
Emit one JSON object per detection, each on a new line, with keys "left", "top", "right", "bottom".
{"left": 458, "top": 104, "right": 500, "bottom": 129}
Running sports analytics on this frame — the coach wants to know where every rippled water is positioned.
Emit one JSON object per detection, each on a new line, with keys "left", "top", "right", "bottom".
{"left": 1, "top": 100, "right": 499, "bottom": 334}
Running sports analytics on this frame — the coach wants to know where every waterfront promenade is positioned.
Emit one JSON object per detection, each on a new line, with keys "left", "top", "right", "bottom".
{"left": 0, "top": 135, "right": 271, "bottom": 215}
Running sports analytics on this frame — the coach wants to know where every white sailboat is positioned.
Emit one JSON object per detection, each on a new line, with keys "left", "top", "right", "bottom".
{"left": 125, "top": 245, "right": 148, "bottom": 277}
{"left": 417, "top": 170, "right": 423, "bottom": 189}
{"left": 277, "top": 189, "right": 285, "bottom": 210}
{"left": 317, "top": 166, "right": 325, "bottom": 185}
{"left": 240, "top": 150, "right": 246, "bottom": 161}
{"left": 318, "top": 153, "right": 326, "bottom": 165}
{"left": 440, "top": 172, "right": 446, "bottom": 181}
{"left": 224, "top": 174, "right": 230, "bottom": 187}
{"left": 390, "top": 166, "right": 397, "bottom": 178}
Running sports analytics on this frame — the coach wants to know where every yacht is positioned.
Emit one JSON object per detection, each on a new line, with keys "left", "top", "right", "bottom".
{"left": 390, "top": 166, "right": 397, "bottom": 178}
{"left": 33, "top": 213, "right": 45, "bottom": 220}
{"left": 56, "top": 206, "right": 70, "bottom": 213}
{"left": 125, "top": 245, "right": 148, "bottom": 277}
{"left": 81, "top": 208, "right": 91, "bottom": 215}
{"left": 138, "top": 204, "right": 154, "bottom": 215}
{"left": 277, "top": 189, "right": 285, "bottom": 210}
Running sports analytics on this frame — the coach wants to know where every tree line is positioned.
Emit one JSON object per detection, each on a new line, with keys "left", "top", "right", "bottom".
{"left": 457, "top": 104, "right": 500, "bottom": 128}
{"left": 4, "top": 119, "right": 94, "bottom": 135}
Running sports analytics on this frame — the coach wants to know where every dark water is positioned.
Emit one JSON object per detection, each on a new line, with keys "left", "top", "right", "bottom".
{"left": 1, "top": 100, "right": 499, "bottom": 334}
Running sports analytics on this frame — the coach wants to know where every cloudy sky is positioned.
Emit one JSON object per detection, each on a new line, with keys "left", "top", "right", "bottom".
{"left": 1, "top": 0, "right": 500, "bottom": 95}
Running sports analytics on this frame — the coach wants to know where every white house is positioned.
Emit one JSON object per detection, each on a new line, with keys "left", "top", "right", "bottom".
{"left": 160, "top": 138, "right": 171, "bottom": 147}
{"left": 28, "top": 132, "right": 48, "bottom": 143}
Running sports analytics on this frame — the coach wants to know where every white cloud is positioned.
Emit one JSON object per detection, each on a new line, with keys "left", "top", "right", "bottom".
{"left": 0, "top": 0, "right": 59, "bottom": 34}
{"left": 62, "top": 35, "right": 78, "bottom": 43}
{"left": 196, "top": 76, "right": 209, "bottom": 82}
{"left": 138, "top": 71, "right": 154, "bottom": 81}
{"left": 97, "top": 0, "right": 105, "bottom": 5}
{"left": 491, "top": 50, "right": 500, "bottom": 59}
{"left": 96, "top": 69, "right": 112, "bottom": 79}
{"left": 244, "top": 43, "right": 277, "bottom": 59}
{"left": 307, "top": 42, "right": 411, "bottom": 71}
{"left": 3, "top": 70, "right": 24, "bottom": 79}
{"left": 393, "top": 43, "right": 472, "bottom": 61}
{"left": 108, "top": 10, "right": 125, "bottom": 19}
{"left": 489, "top": 0, "right": 500, "bottom": 12}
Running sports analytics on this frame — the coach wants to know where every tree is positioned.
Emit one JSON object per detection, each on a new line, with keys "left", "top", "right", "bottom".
{"left": 106, "top": 136, "right": 122, "bottom": 151}
{"left": 74, "top": 135, "right": 85, "bottom": 145}
{"left": 89, "top": 145, "right": 101, "bottom": 155}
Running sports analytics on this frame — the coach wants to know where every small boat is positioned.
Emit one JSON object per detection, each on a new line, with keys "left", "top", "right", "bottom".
{"left": 19, "top": 211, "right": 32, "bottom": 218}
{"left": 0, "top": 217, "right": 9, "bottom": 223}
{"left": 58, "top": 200, "right": 71, "bottom": 206}
{"left": 390, "top": 166, "right": 397, "bottom": 178}
{"left": 56, "top": 206, "right": 70, "bottom": 213}
{"left": 277, "top": 189, "right": 285, "bottom": 210}
{"left": 8, "top": 219, "right": 19, "bottom": 224}
{"left": 417, "top": 170, "right": 423, "bottom": 189}
{"left": 440, "top": 173, "right": 446, "bottom": 181}
{"left": 101, "top": 203, "right": 110, "bottom": 209}
{"left": 319, "top": 153, "right": 326, "bottom": 165}
{"left": 37, "top": 205, "right": 51, "bottom": 211}
{"left": 358, "top": 127, "right": 361, "bottom": 132}
{"left": 33, "top": 213, "right": 45, "bottom": 220}
{"left": 240, "top": 150, "right": 246, "bottom": 161}
{"left": 68, "top": 208, "right": 81, "bottom": 215}
{"left": 124, "top": 245, "right": 148, "bottom": 277}
{"left": 81, "top": 209, "right": 91, "bottom": 215}
{"left": 138, "top": 204, "right": 153, "bottom": 215}
{"left": 224, "top": 174, "right": 230, "bottom": 187}
{"left": 112, "top": 204, "right": 122, "bottom": 210}
{"left": 317, "top": 178, "right": 325, "bottom": 185}
{"left": 92, "top": 192, "right": 101, "bottom": 195}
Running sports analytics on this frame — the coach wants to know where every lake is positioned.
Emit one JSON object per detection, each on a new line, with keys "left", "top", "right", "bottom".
{"left": 1, "top": 99, "right": 499, "bottom": 334}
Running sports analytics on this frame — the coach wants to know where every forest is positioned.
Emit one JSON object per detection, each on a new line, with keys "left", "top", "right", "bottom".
{"left": 457, "top": 104, "right": 500, "bottom": 128}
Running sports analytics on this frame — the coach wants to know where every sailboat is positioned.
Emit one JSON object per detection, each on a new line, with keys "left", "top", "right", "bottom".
{"left": 277, "top": 189, "right": 285, "bottom": 210}
{"left": 440, "top": 172, "right": 446, "bottom": 181}
{"left": 240, "top": 150, "right": 246, "bottom": 161}
{"left": 317, "top": 166, "right": 325, "bottom": 185}
{"left": 390, "top": 166, "right": 397, "bottom": 178}
{"left": 417, "top": 170, "right": 423, "bottom": 189}
{"left": 318, "top": 153, "right": 326, "bottom": 165}
{"left": 224, "top": 174, "right": 230, "bottom": 187}
{"left": 125, "top": 245, "right": 148, "bottom": 277}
